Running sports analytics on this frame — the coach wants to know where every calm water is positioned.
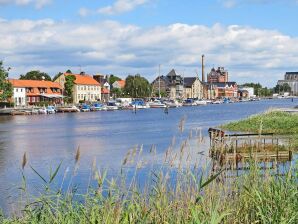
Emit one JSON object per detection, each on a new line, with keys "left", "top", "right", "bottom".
{"left": 0, "top": 98, "right": 297, "bottom": 213}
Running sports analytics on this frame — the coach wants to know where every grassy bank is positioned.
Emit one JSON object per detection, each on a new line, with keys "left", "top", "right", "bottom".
{"left": 1, "top": 147, "right": 298, "bottom": 223}
{"left": 221, "top": 111, "right": 298, "bottom": 147}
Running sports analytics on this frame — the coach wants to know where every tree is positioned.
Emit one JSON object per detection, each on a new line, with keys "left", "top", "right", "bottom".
{"left": 66, "top": 69, "right": 72, "bottom": 74}
{"left": 273, "top": 83, "right": 291, "bottom": 94}
{"left": 108, "top": 74, "right": 121, "bottom": 86}
{"left": 64, "top": 75, "right": 76, "bottom": 103}
{"left": 20, "top": 70, "right": 52, "bottom": 81}
{"left": 124, "top": 74, "right": 151, "bottom": 98}
{"left": 52, "top": 72, "right": 63, "bottom": 81}
{"left": 111, "top": 88, "right": 122, "bottom": 98}
{"left": 242, "top": 83, "right": 262, "bottom": 96}
{"left": 0, "top": 61, "right": 13, "bottom": 102}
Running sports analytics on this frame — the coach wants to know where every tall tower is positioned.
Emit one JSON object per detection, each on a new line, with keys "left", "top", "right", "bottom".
{"left": 201, "top": 54, "right": 205, "bottom": 82}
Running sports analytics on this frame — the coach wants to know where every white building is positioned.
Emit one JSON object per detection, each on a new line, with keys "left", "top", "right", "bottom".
{"left": 239, "top": 87, "right": 254, "bottom": 98}
{"left": 12, "top": 87, "right": 26, "bottom": 106}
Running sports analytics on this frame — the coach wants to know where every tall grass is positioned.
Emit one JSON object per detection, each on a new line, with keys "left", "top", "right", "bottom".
{"left": 1, "top": 117, "right": 297, "bottom": 224}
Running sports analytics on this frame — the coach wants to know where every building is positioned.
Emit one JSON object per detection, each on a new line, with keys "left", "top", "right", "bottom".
{"left": 152, "top": 69, "right": 184, "bottom": 99}
{"left": 238, "top": 87, "right": 254, "bottom": 98}
{"left": 205, "top": 82, "right": 238, "bottom": 99}
{"left": 207, "top": 67, "right": 229, "bottom": 83}
{"left": 277, "top": 72, "right": 298, "bottom": 95}
{"left": 55, "top": 73, "right": 101, "bottom": 103}
{"left": 9, "top": 79, "right": 63, "bottom": 105}
{"left": 183, "top": 77, "right": 204, "bottom": 99}
{"left": 112, "top": 80, "right": 126, "bottom": 89}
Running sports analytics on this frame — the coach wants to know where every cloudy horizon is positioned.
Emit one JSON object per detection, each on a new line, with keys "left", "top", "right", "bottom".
{"left": 1, "top": 0, "right": 298, "bottom": 87}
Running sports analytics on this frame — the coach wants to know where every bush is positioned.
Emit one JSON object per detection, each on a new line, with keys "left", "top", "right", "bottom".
{"left": 0, "top": 102, "right": 14, "bottom": 108}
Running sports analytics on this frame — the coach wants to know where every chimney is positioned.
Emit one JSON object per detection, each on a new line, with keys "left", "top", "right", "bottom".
{"left": 201, "top": 54, "right": 205, "bottom": 82}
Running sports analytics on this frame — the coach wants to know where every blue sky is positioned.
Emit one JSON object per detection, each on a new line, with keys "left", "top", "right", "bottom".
{"left": 1, "top": 0, "right": 298, "bottom": 86}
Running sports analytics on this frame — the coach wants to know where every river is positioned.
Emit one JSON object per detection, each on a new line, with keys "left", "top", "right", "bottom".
{"left": 0, "top": 98, "right": 297, "bottom": 213}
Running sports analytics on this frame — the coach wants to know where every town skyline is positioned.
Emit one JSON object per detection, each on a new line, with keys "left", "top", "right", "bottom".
{"left": 1, "top": 0, "right": 298, "bottom": 87}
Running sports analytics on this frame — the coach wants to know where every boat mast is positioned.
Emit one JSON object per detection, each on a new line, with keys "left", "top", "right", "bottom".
{"left": 158, "top": 64, "right": 161, "bottom": 98}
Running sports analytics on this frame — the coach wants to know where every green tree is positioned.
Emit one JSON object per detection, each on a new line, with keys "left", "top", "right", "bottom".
{"left": 20, "top": 70, "right": 52, "bottom": 81}
{"left": 64, "top": 75, "right": 76, "bottom": 103}
{"left": 124, "top": 74, "right": 151, "bottom": 98}
{"left": 108, "top": 75, "right": 121, "bottom": 85}
{"left": 273, "top": 83, "right": 291, "bottom": 94}
{"left": 52, "top": 72, "right": 63, "bottom": 81}
{"left": 111, "top": 88, "right": 122, "bottom": 98}
{"left": 66, "top": 69, "right": 72, "bottom": 74}
{"left": 242, "top": 82, "right": 262, "bottom": 96}
{"left": 0, "top": 61, "right": 13, "bottom": 102}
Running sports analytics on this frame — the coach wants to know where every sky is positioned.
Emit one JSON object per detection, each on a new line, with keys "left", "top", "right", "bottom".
{"left": 1, "top": 0, "right": 298, "bottom": 87}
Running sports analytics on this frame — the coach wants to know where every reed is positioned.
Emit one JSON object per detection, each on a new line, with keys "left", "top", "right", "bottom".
{"left": 1, "top": 115, "right": 297, "bottom": 224}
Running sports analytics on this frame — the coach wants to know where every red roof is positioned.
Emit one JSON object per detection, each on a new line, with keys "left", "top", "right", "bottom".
{"left": 101, "top": 88, "right": 110, "bottom": 94}
{"left": 118, "top": 80, "right": 125, "bottom": 88}
{"left": 9, "top": 79, "right": 62, "bottom": 89}
{"left": 65, "top": 73, "right": 100, "bottom": 86}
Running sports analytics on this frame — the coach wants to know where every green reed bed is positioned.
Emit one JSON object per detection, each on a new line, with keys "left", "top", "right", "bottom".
{"left": 221, "top": 111, "right": 298, "bottom": 148}
{"left": 1, "top": 143, "right": 297, "bottom": 224}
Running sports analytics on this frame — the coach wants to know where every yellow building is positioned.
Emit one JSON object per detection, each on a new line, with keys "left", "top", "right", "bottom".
{"left": 55, "top": 73, "right": 101, "bottom": 103}
{"left": 183, "top": 77, "right": 203, "bottom": 99}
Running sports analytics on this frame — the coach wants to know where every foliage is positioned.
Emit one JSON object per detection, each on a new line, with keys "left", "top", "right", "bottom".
{"left": 154, "top": 90, "right": 167, "bottom": 97}
{"left": 52, "top": 72, "right": 63, "bottom": 81}
{"left": 108, "top": 74, "right": 121, "bottom": 85}
{"left": 242, "top": 82, "right": 273, "bottom": 97}
{"left": 64, "top": 75, "right": 76, "bottom": 103}
{"left": 66, "top": 69, "right": 72, "bottom": 74}
{"left": 20, "top": 70, "right": 52, "bottom": 81}
{"left": 123, "top": 74, "right": 151, "bottom": 98}
{"left": 0, "top": 102, "right": 14, "bottom": 108}
{"left": 111, "top": 88, "right": 122, "bottom": 98}
{"left": 273, "top": 83, "right": 292, "bottom": 94}
{"left": 0, "top": 61, "right": 13, "bottom": 102}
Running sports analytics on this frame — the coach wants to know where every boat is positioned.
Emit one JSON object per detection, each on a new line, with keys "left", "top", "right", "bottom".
{"left": 149, "top": 99, "right": 166, "bottom": 108}
{"left": 38, "top": 107, "right": 47, "bottom": 114}
{"left": 195, "top": 100, "right": 208, "bottom": 105}
{"left": 91, "top": 103, "right": 104, "bottom": 111}
{"left": 47, "top": 106, "right": 56, "bottom": 114}
{"left": 212, "top": 100, "right": 223, "bottom": 104}
{"left": 129, "top": 99, "right": 149, "bottom": 109}
{"left": 81, "top": 104, "right": 91, "bottom": 112}
{"left": 183, "top": 99, "right": 196, "bottom": 106}
{"left": 164, "top": 99, "right": 182, "bottom": 108}
{"left": 57, "top": 106, "right": 80, "bottom": 113}
{"left": 106, "top": 101, "right": 119, "bottom": 111}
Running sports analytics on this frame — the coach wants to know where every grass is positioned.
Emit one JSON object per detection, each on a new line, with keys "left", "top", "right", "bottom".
{"left": 221, "top": 111, "right": 298, "bottom": 148}
{"left": 0, "top": 118, "right": 297, "bottom": 223}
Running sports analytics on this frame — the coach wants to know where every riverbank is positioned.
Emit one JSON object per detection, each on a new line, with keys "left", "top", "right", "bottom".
{"left": 221, "top": 111, "right": 298, "bottom": 148}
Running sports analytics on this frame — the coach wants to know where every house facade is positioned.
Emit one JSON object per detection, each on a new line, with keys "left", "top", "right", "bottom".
{"left": 183, "top": 77, "right": 203, "bottom": 99}
{"left": 277, "top": 72, "right": 298, "bottom": 95}
{"left": 112, "top": 80, "right": 126, "bottom": 89}
{"left": 55, "top": 73, "right": 101, "bottom": 103}
{"left": 9, "top": 79, "right": 63, "bottom": 105}
{"left": 151, "top": 69, "right": 184, "bottom": 99}
{"left": 207, "top": 67, "right": 229, "bottom": 83}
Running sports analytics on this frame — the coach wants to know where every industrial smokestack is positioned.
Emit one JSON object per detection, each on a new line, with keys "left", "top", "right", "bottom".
{"left": 201, "top": 54, "right": 205, "bottom": 82}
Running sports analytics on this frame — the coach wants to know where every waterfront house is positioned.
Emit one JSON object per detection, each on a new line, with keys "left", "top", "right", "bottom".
{"left": 207, "top": 67, "right": 229, "bottom": 83}
{"left": 9, "top": 79, "right": 63, "bottom": 105}
{"left": 277, "top": 72, "right": 298, "bottom": 95}
{"left": 208, "top": 82, "right": 238, "bottom": 98}
{"left": 152, "top": 69, "right": 184, "bottom": 99}
{"left": 183, "top": 77, "right": 204, "bottom": 99}
{"left": 112, "top": 80, "right": 126, "bottom": 89}
{"left": 101, "top": 88, "right": 110, "bottom": 102}
{"left": 55, "top": 73, "right": 101, "bottom": 104}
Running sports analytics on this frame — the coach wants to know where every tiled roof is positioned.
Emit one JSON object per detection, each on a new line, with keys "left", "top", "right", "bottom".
{"left": 9, "top": 79, "right": 62, "bottom": 89}
{"left": 184, "top": 77, "right": 197, "bottom": 87}
{"left": 117, "top": 80, "right": 126, "bottom": 88}
{"left": 101, "top": 88, "right": 110, "bottom": 94}
{"left": 65, "top": 73, "right": 100, "bottom": 86}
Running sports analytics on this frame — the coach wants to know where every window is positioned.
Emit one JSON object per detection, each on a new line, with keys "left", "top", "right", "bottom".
{"left": 44, "top": 88, "right": 47, "bottom": 93}
{"left": 84, "top": 86, "right": 86, "bottom": 91}
{"left": 16, "top": 88, "right": 18, "bottom": 92}
{"left": 21, "top": 89, "right": 23, "bottom": 92}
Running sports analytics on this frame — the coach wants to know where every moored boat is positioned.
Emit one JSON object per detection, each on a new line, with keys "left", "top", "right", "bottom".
{"left": 149, "top": 99, "right": 166, "bottom": 108}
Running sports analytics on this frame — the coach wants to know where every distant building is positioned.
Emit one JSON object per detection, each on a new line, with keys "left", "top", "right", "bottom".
{"left": 9, "top": 79, "right": 63, "bottom": 105}
{"left": 55, "top": 73, "right": 101, "bottom": 103}
{"left": 238, "top": 87, "right": 254, "bottom": 98}
{"left": 277, "top": 72, "right": 298, "bottom": 95}
{"left": 152, "top": 69, "right": 184, "bottom": 99}
{"left": 207, "top": 67, "right": 229, "bottom": 83}
{"left": 112, "top": 80, "right": 126, "bottom": 89}
{"left": 183, "top": 77, "right": 203, "bottom": 99}
{"left": 205, "top": 82, "right": 238, "bottom": 99}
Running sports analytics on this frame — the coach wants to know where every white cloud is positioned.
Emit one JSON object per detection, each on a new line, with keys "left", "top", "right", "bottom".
{"left": 98, "top": 0, "right": 150, "bottom": 15}
{"left": 220, "top": 0, "right": 298, "bottom": 8}
{"left": 1, "top": 18, "right": 298, "bottom": 86}
{"left": 0, "top": 0, "right": 51, "bottom": 9}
